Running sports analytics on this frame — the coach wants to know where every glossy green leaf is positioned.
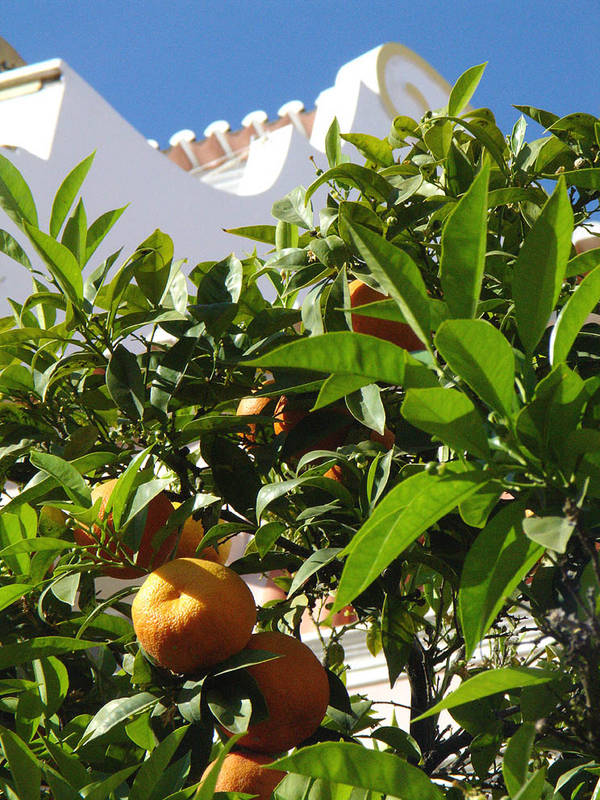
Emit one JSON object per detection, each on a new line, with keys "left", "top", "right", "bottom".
{"left": 84, "top": 206, "right": 127, "bottom": 264}
{"left": 33, "top": 656, "right": 69, "bottom": 718}
{"left": 272, "top": 186, "right": 314, "bottom": 229}
{"left": 448, "top": 63, "right": 487, "bottom": 117}
{"left": 194, "top": 734, "right": 242, "bottom": 800}
{"left": 0, "top": 637, "right": 101, "bottom": 670}
{"left": 513, "top": 176, "right": 573, "bottom": 353}
{"left": 106, "top": 344, "right": 145, "bottom": 419}
{"left": 271, "top": 742, "right": 442, "bottom": 800}
{"left": 341, "top": 133, "right": 395, "bottom": 167}
{"left": 133, "top": 229, "right": 174, "bottom": 306}
{"left": 333, "top": 466, "right": 486, "bottom": 611}
{"left": 414, "top": 667, "right": 557, "bottom": 720}
{"left": 0, "top": 725, "right": 41, "bottom": 800}
{"left": 440, "top": 162, "right": 489, "bottom": 318}
{"left": 0, "top": 584, "right": 32, "bottom": 612}
{"left": 129, "top": 725, "right": 189, "bottom": 800}
{"left": 312, "top": 374, "right": 373, "bottom": 410}
{"left": 224, "top": 224, "right": 277, "bottom": 245}
{"left": 246, "top": 331, "right": 410, "bottom": 385}
{"left": 50, "top": 152, "right": 95, "bottom": 239}
{"left": 459, "top": 501, "right": 544, "bottom": 658}
{"left": 402, "top": 387, "right": 490, "bottom": 458}
{"left": 288, "top": 548, "right": 343, "bottom": 596}
{"left": 80, "top": 766, "right": 139, "bottom": 800}
{"left": 346, "top": 383, "right": 385, "bottom": 435}
{"left": 79, "top": 692, "right": 158, "bottom": 747}
{"left": 325, "top": 117, "right": 343, "bottom": 168}
{"left": 0, "top": 153, "right": 38, "bottom": 229}
{"left": 435, "top": 319, "right": 515, "bottom": 417}
{"left": 24, "top": 223, "right": 83, "bottom": 307}
{"left": 550, "top": 265, "right": 600, "bottom": 364}
{"left": 306, "top": 164, "right": 394, "bottom": 205}
{"left": 522, "top": 515, "right": 575, "bottom": 554}
{"left": 503, "top": 723, "right": 536, "bottom": 798}
{"left": 0, "top": 229, "right": 31, "bottom": 269}
{"left": 343, "top": 221, "right": 431, "bottom": 348}
{"left": 29, "top": 450, "right": 91, "bottom": 507}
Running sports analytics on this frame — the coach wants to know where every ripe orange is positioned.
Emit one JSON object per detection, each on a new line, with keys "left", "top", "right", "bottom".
{"left": 202, "top": 751, "right": 285, "bottom": 800}
{"left": 73, "top": 479, "right": 175, "bottom": 579}
{"left": 236, "top": 384, "right": 275, "bottom": 445}
{"left": 273, "top": 396, "right": 350, "bottom": 458}
{"left": 171, "top": 507, "right": 231, "bottom": 564}
{"left": 131, "top": 557, "right": 256, "bottom": 674}
{"left": 349, "top": 279, "right": 423, "bottom": 350}
{"left": 224, "top": 631, "right": 330, "bottom": 753}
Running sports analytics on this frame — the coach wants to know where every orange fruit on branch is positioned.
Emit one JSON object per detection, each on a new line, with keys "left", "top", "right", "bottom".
{"left": 73, "top": 479, "right": 175, "bottom": 579}
{"left": 223, "top": 630, "right": 330, "bottom": 753}
{"left": 236, "top": 379, "right": 275, "bottom": 445}
{"left": 273, "top": 395, "right": 351, "bottom": 459}
{"left": 131, "top": 557, "right": 256, "bottom": 674}
{"left": 349, "top": 279, "right": 423, "bottom": 350}
{"left": 171, "top": 505, "right": 232, "bottom": 564}
{"left": 202, "top": 751, "right": 285, "bottom": 800}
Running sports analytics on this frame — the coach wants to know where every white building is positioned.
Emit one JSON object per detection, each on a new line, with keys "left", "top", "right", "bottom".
{"left": 0, "top": 39, "right": 452, "bottom": 315}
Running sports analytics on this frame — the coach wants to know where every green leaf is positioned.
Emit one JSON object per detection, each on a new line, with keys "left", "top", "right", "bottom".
{"left": 0, "top": 229, "right": 31, "bottom": 269}
{"left": 402, "top": 387, "right": 490, "bottom": 458}
{"left": 80, "top": 766, "right": 139, "bottom": 800}
{"left": 550, "top": 264, "right": 600, "bottom": 364}
{"left": 440, "top": 162, "right": 489, "bottom": 318}
{"left": 246, "top": 331, "right": 411, "bottom": 385}
{"left": 503, "top": 723, "right": 536, "bottom": 798}
{"left": 85, "top": 206, "right": 127, "bottom": 264}
{"left": 29, "top": 450, "right": 91, "bottom": 507}
{"left": 0, "top": 584, "right": 32, "bottom": 613}
{"left": 271, "top": 742, "right": 442, "bottom": 800}
{"left": 342, "top": 221, "right": 431, "bottom": 348}
{"left": 254, "top": 522, "right": 286, "bottom": 558}
{"left": 194, "top": 734, "right": 242, "bottom": 800}
{"left": 312, "top": 374, "right": 373, "bottom": 411}
{"left": 61, "top": 198, "right": 87, "bottom": 266}
{"left": 435, "top": 319, "right": 515, "bottom": 417}
{"left": 381, "top": 594, "right": 415, "bottom": 687}
{"left": 448, "top": 63, "right": 487, "bottom": 117}
{"left": 522, "top": 516, "right": 575, "bottom": 554}
{"left": 513, "top": 768, "right": 547, "bottom": 800}
{"left": 325, "top": 117, "right": 343, "bottom": 168}
{"left": 224, "top": 224, "right": 277, "bottom": 245}
{"left": 50, "top": 153, "right": 95, "bottom": 239}
{"left": 288, "top": 548, "right": 343, "bottom": 596}
{"left": 24, "top": 223, "right": 83, "bottom": 307}
{"left": 0, "top": 153, "right": 38, "bottom": 229}
{"left": 0, "top": 725, "right": 41, "bottom": 800}
{"left": 414, "top": 667, "right": 557, "bottom": 720}
{"left": 106, "top": 344, "right": 145, "bottom": 419}
{"left": 33, "top": 656, "right": 69, "bottom": 718}
{"left": 78, "top": 692, "right": 158, "bottom": 747}
{"left": 129, "top": 725, "right": 189, "bottom": 800}
{"left": 346, "top": 383, "right": 385, "bottom": 435}
{"left": 333, "top": 466, "right": 486, "bottom": 611}
{"left": 0, "top": 637, "right": 101, "bottom": 670}
{"left": 133, "top": 229, "right": 174, "bottom": 306}
{"left": 459, "top": 501, "right": 544, "bottom": 659}
{"left": 341, "top": 133, "right": 395, "bottom": 167}
{"left": 513, "top": 176, "right": 573, "bottom": 353}
{"left": 272, "top": 186, "right": 314, "bottom": 229}
{"left": 305, "top": 164, "right": 394, "bottom": 205}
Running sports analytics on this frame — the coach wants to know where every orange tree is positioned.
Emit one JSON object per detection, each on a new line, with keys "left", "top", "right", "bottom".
{"left": 1, "top": 63, "right": 600, "bottom": 798}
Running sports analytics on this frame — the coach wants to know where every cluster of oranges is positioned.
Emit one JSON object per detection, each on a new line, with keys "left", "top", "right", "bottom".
{"left": 74, "top": 481, "right": 330, "bottom": 798}
{"left": 131, "top": 560, "right": 330, "bottom": 798}
{"left": 236, "top": 280, "right": 411, "bottom": 470}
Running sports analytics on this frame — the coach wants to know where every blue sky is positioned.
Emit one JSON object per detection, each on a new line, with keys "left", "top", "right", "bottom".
{"left": 3, "top": 0, "right": 599, "bottom": 148}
